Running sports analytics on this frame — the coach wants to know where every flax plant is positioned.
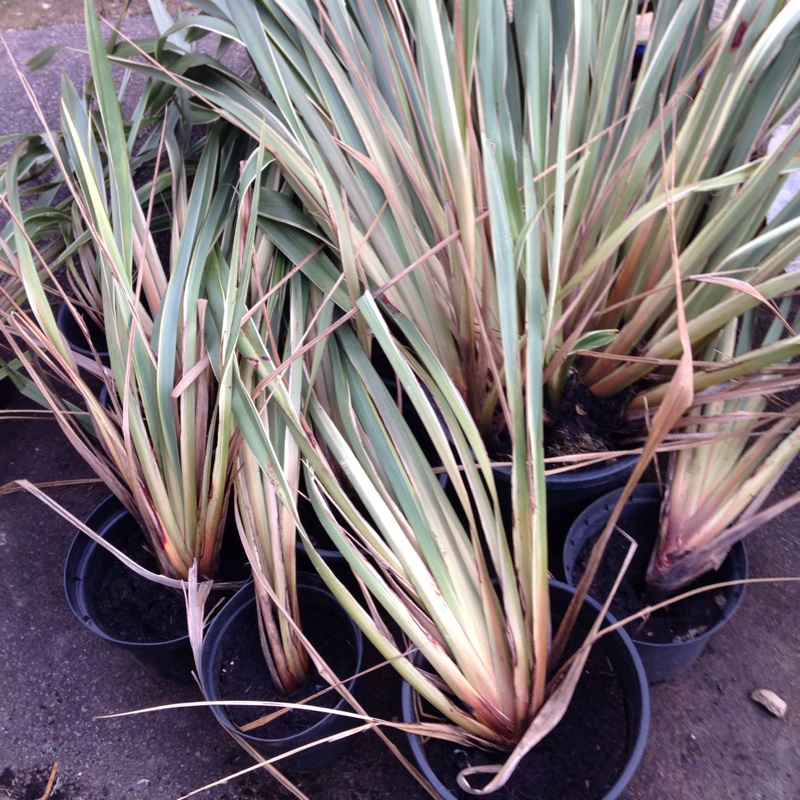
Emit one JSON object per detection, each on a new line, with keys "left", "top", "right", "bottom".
{"left": 109, "top": 0, "right": 543, "bottom": 449}
{"left": 0, "top": 127, "right": 97, "bottom": 392}
{"left": 647, "top": 309, "right": 800, "bottom": 595}
{"left": 224, "top": 155, "right": 322, "bottom": 693}
{"left": 216, "top": 130, "right": 614, "bottom": 792}
{"left": 565, "top": 0, "right": 800, "bottom": 408}
{"left": 104, "top": 0, "right": 800, "bottom": 465}
{"left": 199, "top": 139, "right": 355, "bottom": 696}
{"left": 0, "top": 0, "right": 249, "bottom": 580}
{"left": 237, "top": 300, "right": 639, "bottom": 795}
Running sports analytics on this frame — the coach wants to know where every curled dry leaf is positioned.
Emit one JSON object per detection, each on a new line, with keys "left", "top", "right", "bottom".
{"left": 750, "top": 689, "right": 787, "bottom": 719}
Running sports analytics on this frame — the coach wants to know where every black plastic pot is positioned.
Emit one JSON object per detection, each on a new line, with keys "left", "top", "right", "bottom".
{"left": 200, "top": 575, "right": 364, "bottom": 772}
{"left": 563, "top": 484, "right": 749, "bottom": 683}
{"left": 64, "top": 497, "right": 196, "bottom": 683}
{"left": 0, "top": 375, "right": 19, "bottom": 409}
{"left": 545, "top": 454, "right": 638, "bottom": 516}
{"left": 401, "top": 581, "right": 649, "bottom": 800}
{"left": 56, "top": 302, "right": 110, "bottom": 363}
{"left": 493, "top": 454, "right": 638, "bottom": 579}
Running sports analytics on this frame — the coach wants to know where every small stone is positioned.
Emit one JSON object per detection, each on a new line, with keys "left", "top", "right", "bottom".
{"left": 751, "top": 688, "right": 787, "bottom": 718}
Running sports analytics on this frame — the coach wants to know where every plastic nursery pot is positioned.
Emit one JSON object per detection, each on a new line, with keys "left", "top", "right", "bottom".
{"left": 492, "top": 454, "right": 638, "bottom": 513}
{"left": 544, "top": 454, "right": 638, "bottom": 518}
{"left": 401, "top": 581, "right": 650, "bottom": 800}
{"left": 0, "top": 375, "right": 19, "bottom": 409}
{"left": 56, "top": 302, "right": 110, "bottom": 363}
{"left": 563, "top": 484, "right": 749, "bottom": 684}
{"left": 64, "top": 497, "right": 196, "bottom": 684}
{"left": 493, "top": 454, "right": 638, "bottom": 580}
{"left": 199, "top": 574, "right": 364, "bottom": 772}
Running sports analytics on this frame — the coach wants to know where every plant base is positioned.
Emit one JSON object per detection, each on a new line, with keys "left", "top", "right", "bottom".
{"left": 401, "top": 581, "right": 649, "bottom": 800}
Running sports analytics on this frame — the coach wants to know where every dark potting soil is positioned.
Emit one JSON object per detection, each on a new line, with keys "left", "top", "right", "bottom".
{"left": 217, "top": 588, "right": 358, "bottom": 740}
{"left": 88, "top": 499, "right": 248, "bottom": 645}
{"left": 492, "top": 374, "right": 634, "bottom": 462}
{"left": 419, "top": 620, "right": 629, "bottom": 800}
{"left": 574, "top": 505, "right": 730, "bottom": 645}
{"left": 544, "top": 374, "right": 634, "bottom": 459}
{"left": 92, "top": 515, "right": 188, "bottom": 643}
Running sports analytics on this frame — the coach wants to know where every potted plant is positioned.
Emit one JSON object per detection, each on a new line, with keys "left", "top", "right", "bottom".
{"left": 221, "top": 213, "right": 650, "bottom": 797}
{"left": 0, "top": 4, "right": 250, "bottom": 677}
{"left": 563, "top": 297, "right": 800, "bottom": 681}
{"left": 192, "top": 150, "right": 365, "bottom": 769}
{"left": 108, "top": 0, "right": 633, "bottom": 503}
{"left": 102, "top": 0, "right": 800, "bottom": 725}
{"left": 133, "top": 35, "right": 651, "bottom": 777}
{"left": 116, "top": 0, "right": 800, "bottom": 573}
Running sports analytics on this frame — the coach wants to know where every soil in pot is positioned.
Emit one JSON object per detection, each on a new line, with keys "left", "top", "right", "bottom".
{"left": 65, "top": 505, "right": 197, "bottom": 683}
{"left": 88, "top": 512, "right": 187, "bottom": 643}
{"left": 80, "top": 502, "right": 247, "bottom": 644}
{"left": 544, "top": 375, "right": 634, "bottom": 461}
{"left": 66, "top": 497, "right": 249, "bottom": 683}
{"left": 218, "top": 591, "right": 356, "bottom": 737}
{"left": 491, "top": 374, "right": 634, "bottom": 462}
{"left": 203, "top": 579, "right": 364, "bottom": 771}
{"left": 572, "top": 501, "right": 734, "bottom": 646}
{"left": 420, "top": 652, "right": 628, "bottom": 800}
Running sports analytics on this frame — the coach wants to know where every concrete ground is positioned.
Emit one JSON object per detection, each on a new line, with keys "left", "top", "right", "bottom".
{"left": 0, "top": 15, "right": 799, "bottom": 800}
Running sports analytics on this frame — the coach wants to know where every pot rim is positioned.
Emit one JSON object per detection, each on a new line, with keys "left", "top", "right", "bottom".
{"left": 562, "top": 483, "right": 749, "bottom": 651}
{"left": 200, "top": 577, "right": 364, "bottom": 747}
{"left": 63, "top": 501, "right": 190, "bottom": 648}
{"left": 56, "top": 301, "right": 110, "bottom": 361}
